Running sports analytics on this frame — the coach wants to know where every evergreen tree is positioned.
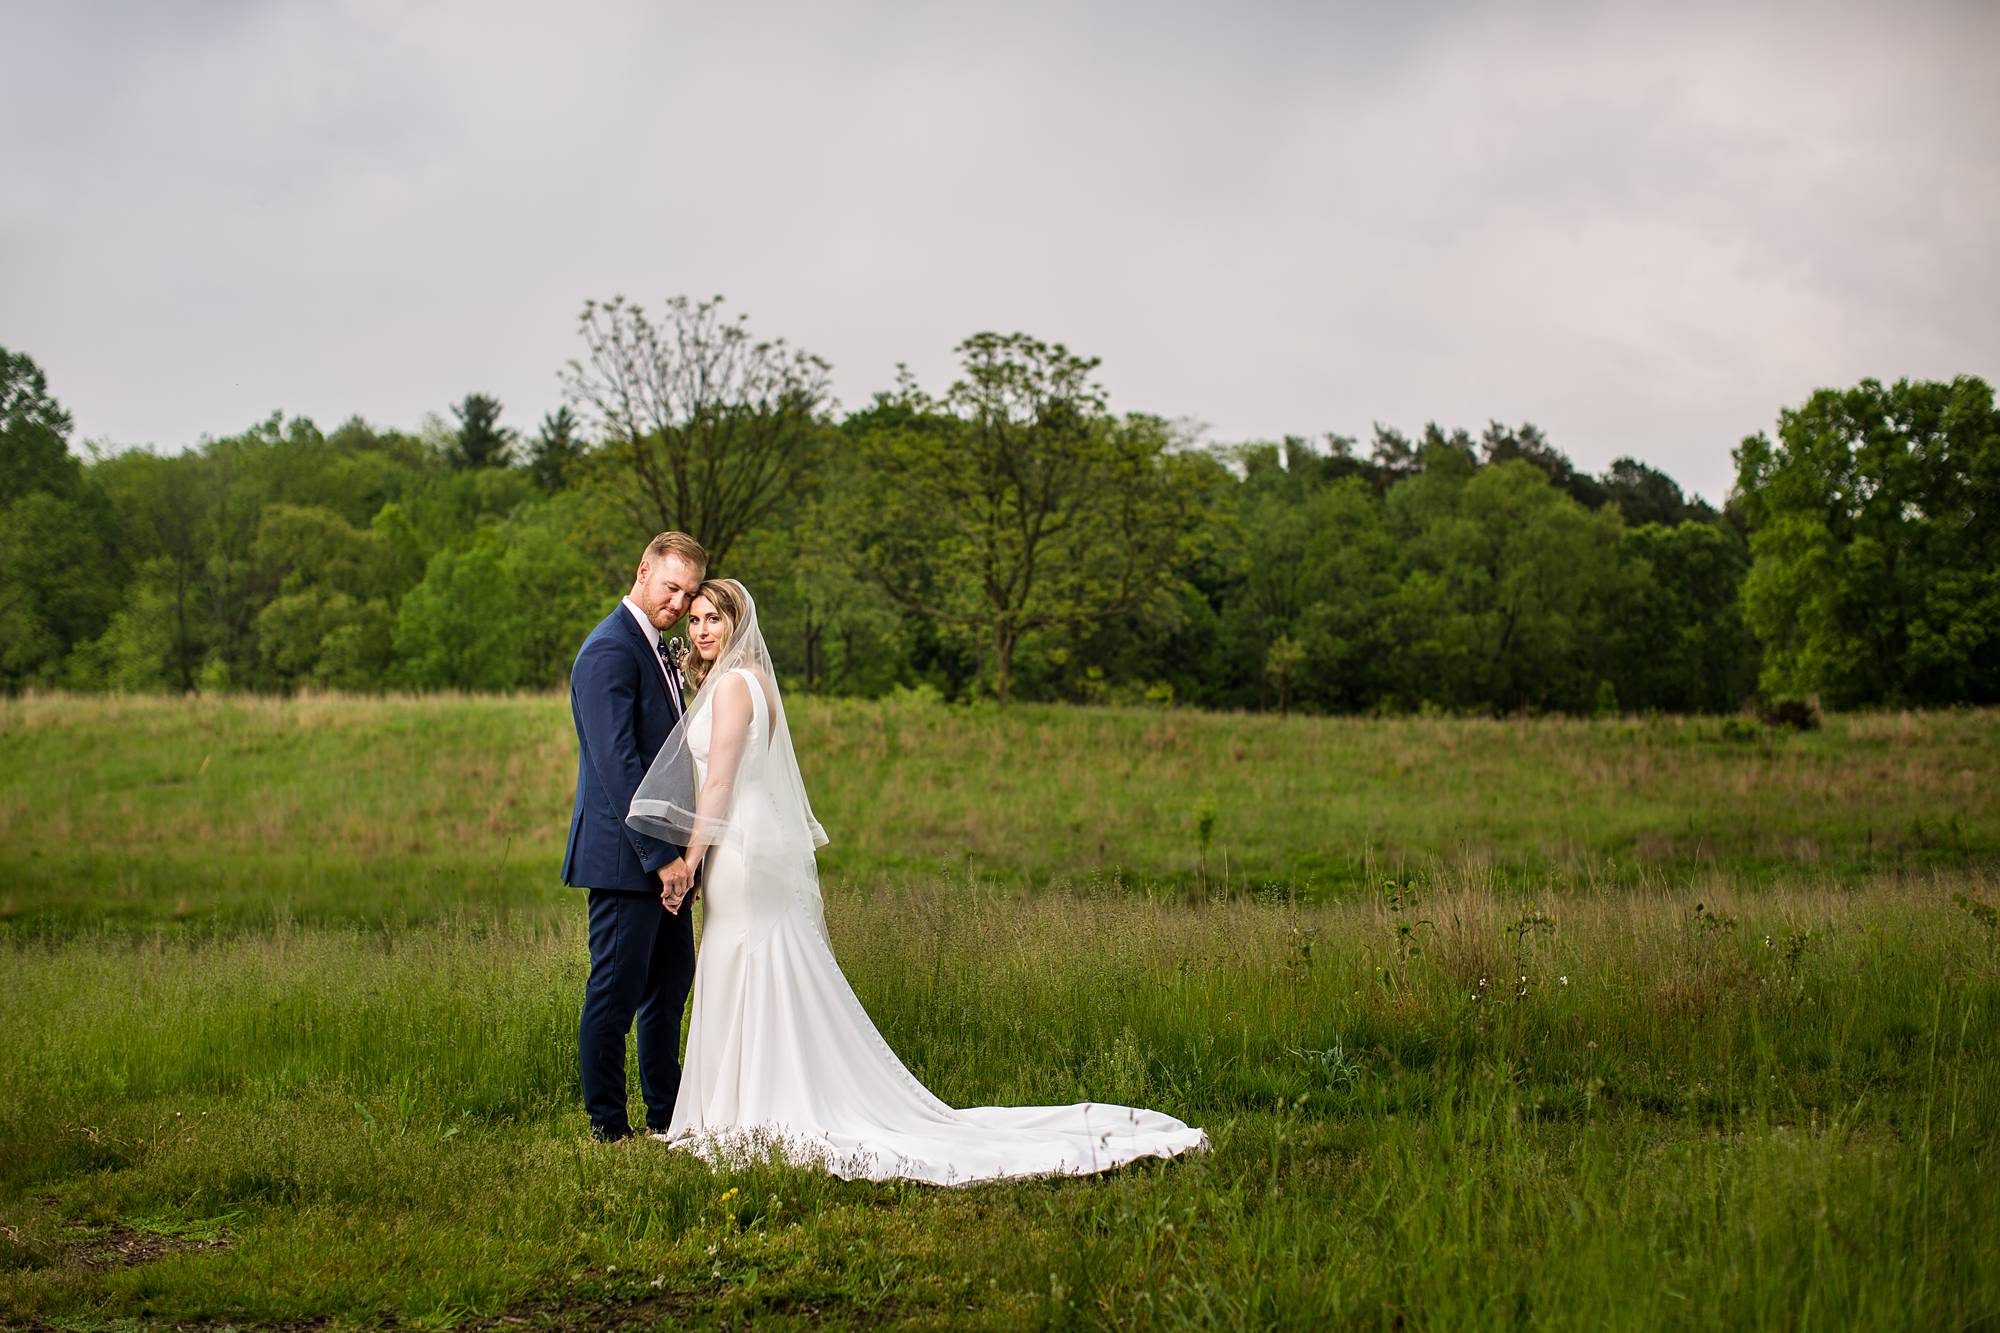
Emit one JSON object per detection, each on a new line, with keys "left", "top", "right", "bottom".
{"left": 448, "top": 393, "right": 515, "bottom": 470}
{"left": 527, "top": 406, "right": 583, "bottom": 493}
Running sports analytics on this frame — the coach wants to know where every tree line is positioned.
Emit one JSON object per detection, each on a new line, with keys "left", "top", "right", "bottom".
{"left": 2, "top": 305, "right": 1995, "bottom": 712}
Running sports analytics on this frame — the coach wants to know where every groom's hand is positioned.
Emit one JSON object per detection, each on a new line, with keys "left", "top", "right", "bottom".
{"left": 659, "top": 858, "right": 694, "bottom": 912}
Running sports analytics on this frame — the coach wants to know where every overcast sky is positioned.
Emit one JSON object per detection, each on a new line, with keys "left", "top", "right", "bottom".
{"left": 6, "top": 0, "right": 1996, "bottom": 503}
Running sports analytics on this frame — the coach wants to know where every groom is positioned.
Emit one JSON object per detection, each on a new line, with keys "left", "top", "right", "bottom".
{"left": 564, "top": 529, "right": 706, "bottom": 1143}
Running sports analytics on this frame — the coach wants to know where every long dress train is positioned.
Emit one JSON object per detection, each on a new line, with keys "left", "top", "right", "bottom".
{"left": 661, "top": 667, "right": 1207, "bottom": 1186}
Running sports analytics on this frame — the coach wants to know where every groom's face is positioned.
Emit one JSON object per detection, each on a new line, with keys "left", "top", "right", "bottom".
{"left": 635, "top": 555, "right": 702, "bottom": 628}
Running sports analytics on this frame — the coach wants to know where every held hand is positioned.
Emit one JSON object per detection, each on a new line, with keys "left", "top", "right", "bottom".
{"left": 658, "top": 858, "right": 694, "bottom": 913}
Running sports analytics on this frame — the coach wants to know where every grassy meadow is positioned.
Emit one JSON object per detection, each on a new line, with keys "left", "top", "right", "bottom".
{"left": 1, "top": 693, "right": 1997, "bottom": 1328}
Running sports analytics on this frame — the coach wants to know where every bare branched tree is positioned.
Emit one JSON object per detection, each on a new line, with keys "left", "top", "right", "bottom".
{"left": 561, "top": 295, "right": 832, "bottom": 566}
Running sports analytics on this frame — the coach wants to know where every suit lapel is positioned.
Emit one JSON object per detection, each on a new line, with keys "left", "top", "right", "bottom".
{"left": 614, "top": 607, "right": 677, "bottom": 719}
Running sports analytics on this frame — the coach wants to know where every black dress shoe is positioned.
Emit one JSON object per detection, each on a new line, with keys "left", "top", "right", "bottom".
{"left": 591, "top": 1125, "right": 635, "bottom": 1144}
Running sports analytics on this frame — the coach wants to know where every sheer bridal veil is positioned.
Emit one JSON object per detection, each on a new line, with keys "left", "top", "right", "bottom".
{"left": 626, "top": 581, "right": 828, "bottom": 859}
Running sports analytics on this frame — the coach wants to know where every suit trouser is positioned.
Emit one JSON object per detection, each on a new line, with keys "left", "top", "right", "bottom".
{"left": 578, "top": 887, "right": 696, "bottom": 1137}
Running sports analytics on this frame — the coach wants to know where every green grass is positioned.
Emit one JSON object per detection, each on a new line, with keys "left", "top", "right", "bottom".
{"left": 3, "top": 693, "right": 1996, "bottom": 935}
{"left": 1, "top": 694, "right": 1997, "bottom": 1328}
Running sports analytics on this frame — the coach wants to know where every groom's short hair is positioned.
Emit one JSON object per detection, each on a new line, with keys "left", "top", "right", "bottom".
{"left": 644, "top": 530, "right": 707, "bottom": 572}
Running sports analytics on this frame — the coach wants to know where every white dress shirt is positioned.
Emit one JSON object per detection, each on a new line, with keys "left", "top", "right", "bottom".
{"left": 622, "top": 596, "right": 683, "bottom": 710}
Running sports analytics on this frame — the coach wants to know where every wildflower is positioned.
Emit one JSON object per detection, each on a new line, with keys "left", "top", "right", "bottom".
{"left": 1559, "top": 975, "right": 1569, "bottom": 986}
{"left": 1478, "top": 977, "right": 1489, "bottom": 989}
{"left": 720, "top": 1187, "right": 740, "bottom": 1202}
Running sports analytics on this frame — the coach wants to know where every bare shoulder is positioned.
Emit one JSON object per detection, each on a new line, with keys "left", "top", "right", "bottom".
{"left": 734, "top": 666, "right": 776, "bottom": 714}
{"left": 713, "top": 669, "right": 755, "bottom": 714}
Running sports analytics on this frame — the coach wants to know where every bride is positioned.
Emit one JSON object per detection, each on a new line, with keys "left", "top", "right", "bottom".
{"left": 626, "top": 579, "right": 1207, "bottom": 1185}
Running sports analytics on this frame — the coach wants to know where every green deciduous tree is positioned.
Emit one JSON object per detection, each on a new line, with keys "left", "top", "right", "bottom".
{"left": 1602, "top": 456, "right": 1700, "bottom": 528}
{"left": 255, "top": 590, "right": 394, "bottom": 689}
{"left": 1386, "top": 458, "right": 1625, "bottom": 712}
{"left": 1211, "top": 449, "right": 1397, "bottom": 711}
{"left": 1604, "top": 521, "right": 1758, "bottom": 712}
{"left": 1, "top": 491, "right": 117, "bottom": 687}
{"left": 248, "top": 503, "right": 400, "bottom": 688}
{"left": 1480, "top": 420, "right": 1607, "bottom": 510}
{"left": 1735, "top": 376, "right": 2000, "bottom": 706}
{"left": 92, "top": 450, "right": 216, "bottom": 690}
{"left": 393, "top": 492, "right": 628, "bottom": 691}
{"left": 0, "top": 351, "right": 117, "bottom": 689}
{"left": 1, "top": 347, "right": 83, "bottom": 506}
{"left": 850, "top": 335, "right": 1200, "bottom": 702}
{"left": 725, "top": 444, "right": 907, "bottom": 696}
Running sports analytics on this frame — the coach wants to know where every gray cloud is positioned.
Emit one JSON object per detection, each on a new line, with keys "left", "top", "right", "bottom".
{"left": 5, "top": 0, "right": 1995, "bottom": 502}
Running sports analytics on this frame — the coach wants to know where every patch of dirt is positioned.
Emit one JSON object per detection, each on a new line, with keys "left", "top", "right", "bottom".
{"left": 117, "top": 1321, "right": 324, "bottom": 1333}
{"left": 470, "top": 1284, "right": 909, "bottom": 1331}
{"left": 70, "top": 1221, "right": 236, "bottom": 1271}
{"left": 467, "top": 1290, "right": 705, "bottom": 1330}
{"left": 0, "top": 1215, "right": 248, "bottom": 1333}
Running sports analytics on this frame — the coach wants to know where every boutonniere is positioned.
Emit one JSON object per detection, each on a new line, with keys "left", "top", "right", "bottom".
{"left": 666, "top": 635, "right": 690, "bottom": 679}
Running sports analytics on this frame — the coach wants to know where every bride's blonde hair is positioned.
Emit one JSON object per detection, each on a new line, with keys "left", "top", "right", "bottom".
{"left": 682, "top": 579, "right": 746, "bottom": 693}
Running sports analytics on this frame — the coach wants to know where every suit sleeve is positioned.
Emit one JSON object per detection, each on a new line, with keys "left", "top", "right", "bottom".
{"left": 572, "top": 637, "right": 680, "bottom": 874}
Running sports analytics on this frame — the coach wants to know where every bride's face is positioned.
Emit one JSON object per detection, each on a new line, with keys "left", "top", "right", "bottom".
{"left": 686, "top": 596, "right": 731, "bottom": 663}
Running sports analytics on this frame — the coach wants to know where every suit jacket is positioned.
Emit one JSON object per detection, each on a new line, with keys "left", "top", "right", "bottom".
{"left": 562, "top": 604, "right": 685, "bottom": 891}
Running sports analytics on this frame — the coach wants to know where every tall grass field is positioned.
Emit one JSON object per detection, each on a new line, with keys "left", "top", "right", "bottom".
{"left": 2, "top": 693, "right": 1997, "bottom": 1328}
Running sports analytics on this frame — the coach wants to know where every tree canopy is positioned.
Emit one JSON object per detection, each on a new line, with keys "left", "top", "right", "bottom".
{"left": 848, "top": 335, "right": 1197, "bottom": 702}
{"left": 2, "top": 334, "right": 1989, "bottom": 713}
{"left": 561, "top": 296, "right": 831, "bottom": 567}
{"left": 1734, "top": 376, "right": 2000, "bottom": 706}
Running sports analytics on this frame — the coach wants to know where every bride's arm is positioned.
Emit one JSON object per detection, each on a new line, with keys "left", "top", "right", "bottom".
{"left": 682, "top": 671, "right": 754, "bottom": 873}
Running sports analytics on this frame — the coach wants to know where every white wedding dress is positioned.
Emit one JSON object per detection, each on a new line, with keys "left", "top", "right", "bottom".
{"left": 655, "top": 662, "right": 1207, "bottom": 1185}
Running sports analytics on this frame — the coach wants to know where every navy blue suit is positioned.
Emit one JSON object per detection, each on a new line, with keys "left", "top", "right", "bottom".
{"left": 565, "top": 603, "right": 694, "bottom": 1140}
